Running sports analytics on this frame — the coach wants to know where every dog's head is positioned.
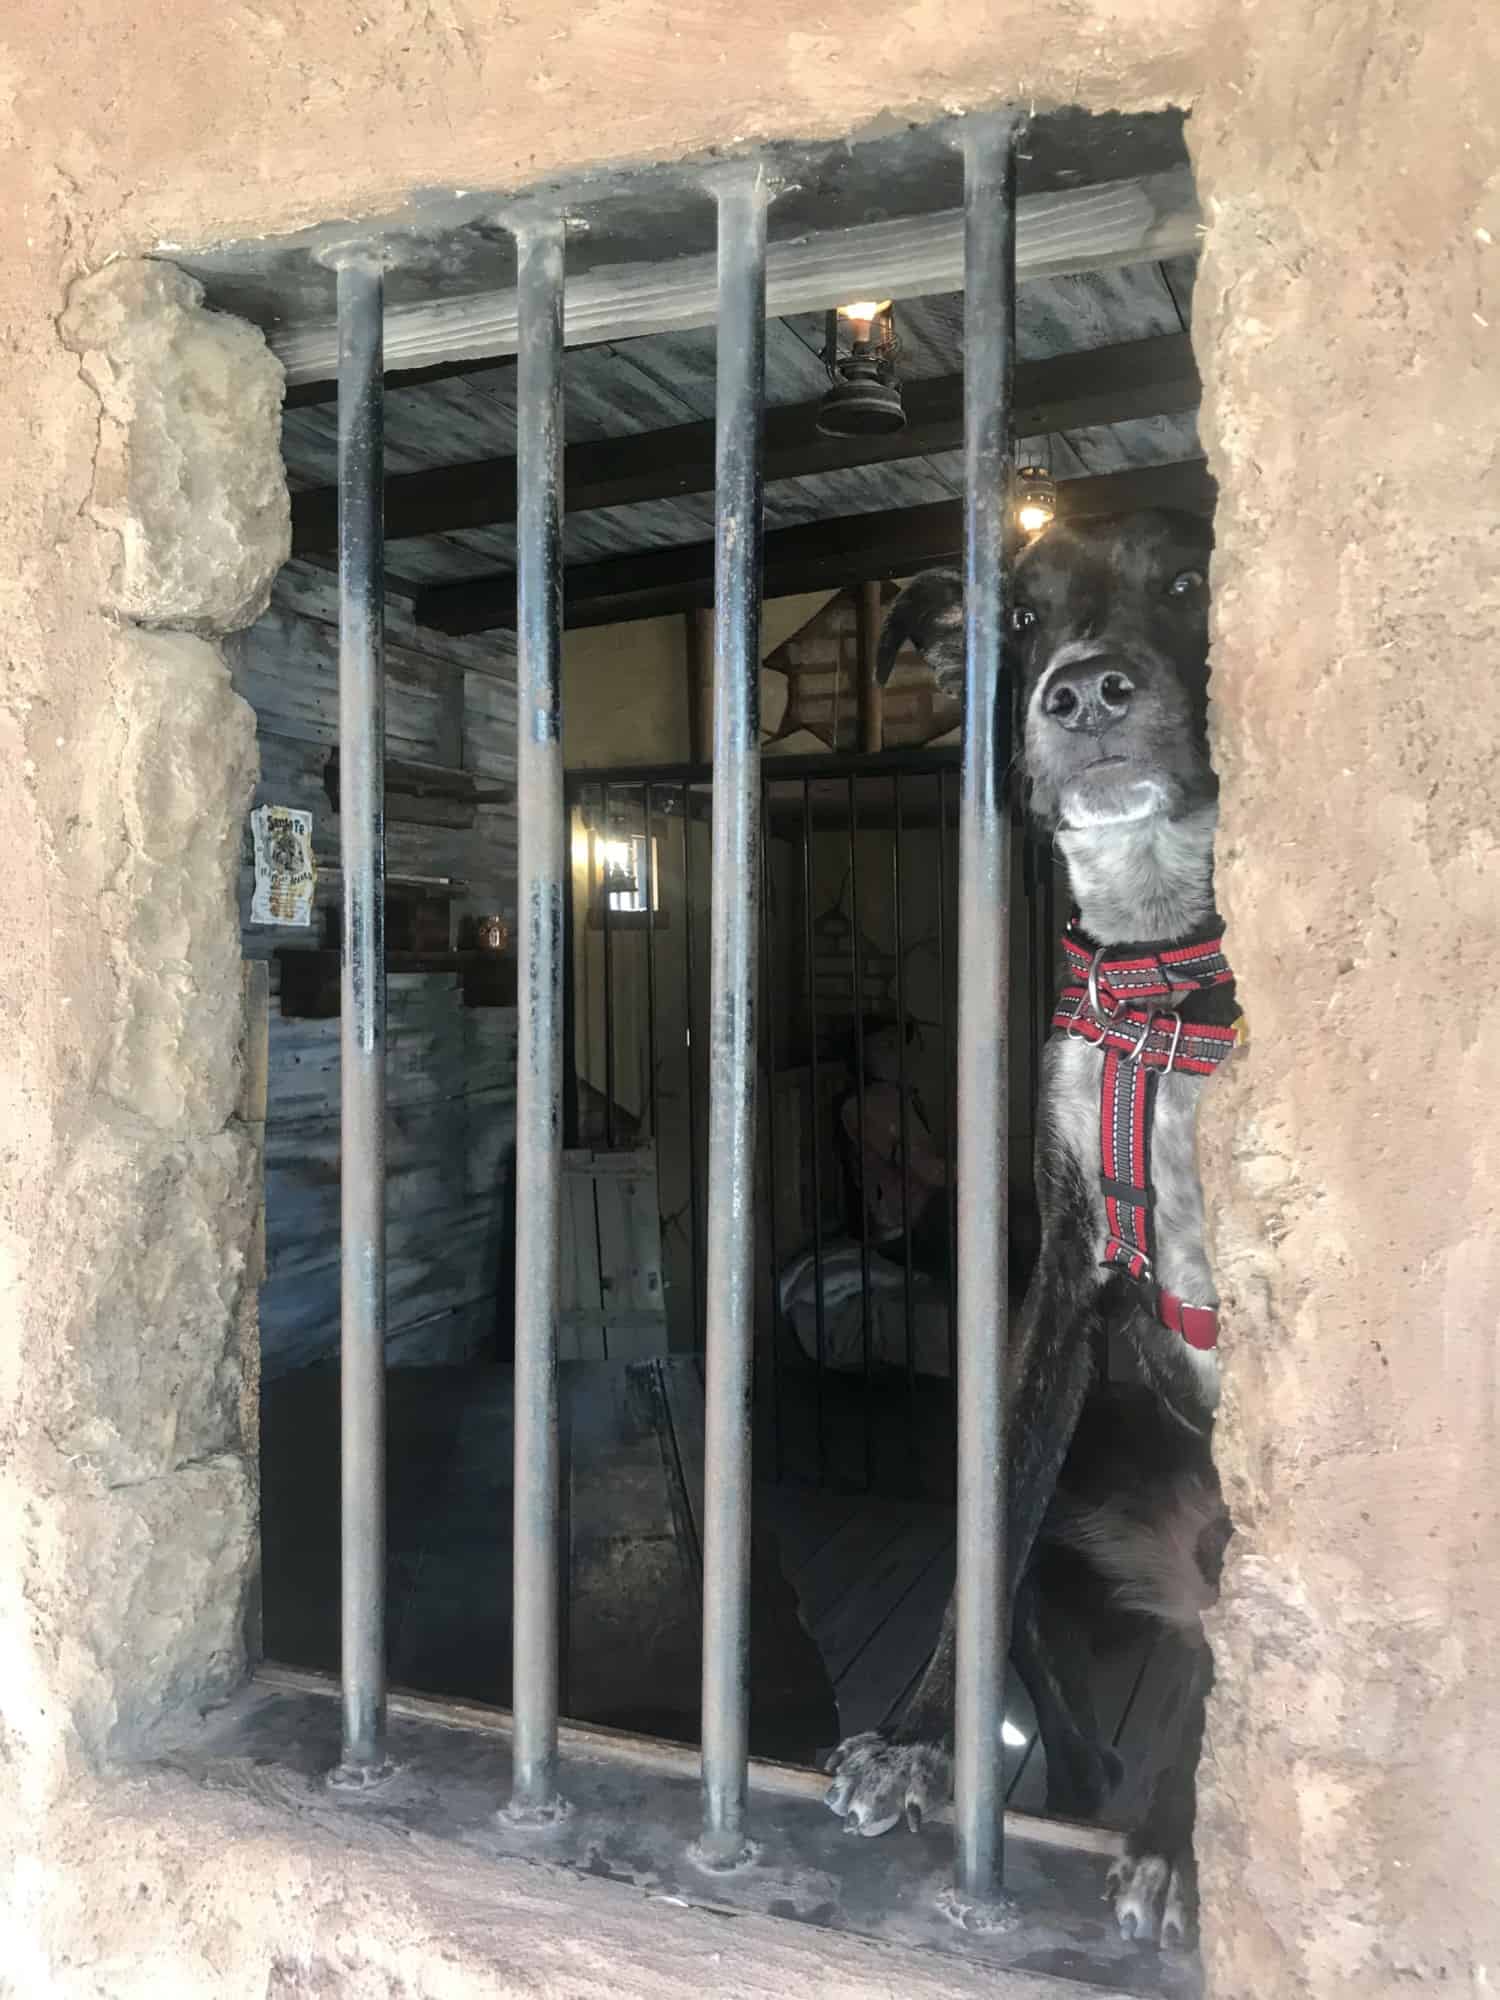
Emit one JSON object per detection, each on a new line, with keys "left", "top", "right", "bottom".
{"left": 878, "top": 510, "right": 1216, "bottom": 834}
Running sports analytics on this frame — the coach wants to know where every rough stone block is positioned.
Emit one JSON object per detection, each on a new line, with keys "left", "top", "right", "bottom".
{"left": 98, "top": 629, "right": 259, "bottom": 1134}
{"left": 60, "top": 261, "right": 290, "bottom": 634}
{"left": 45, "top": 1122, "right": 261, "bottom": 1491}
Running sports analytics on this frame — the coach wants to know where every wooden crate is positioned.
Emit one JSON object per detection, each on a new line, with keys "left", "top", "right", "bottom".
{"left": 560, "top": 1147, "right": 669, "bottom": 1360}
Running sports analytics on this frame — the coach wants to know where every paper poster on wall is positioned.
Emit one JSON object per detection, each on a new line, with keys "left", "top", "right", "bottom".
{"left": 250, "top": 805, "right": 317, "bottom": 927}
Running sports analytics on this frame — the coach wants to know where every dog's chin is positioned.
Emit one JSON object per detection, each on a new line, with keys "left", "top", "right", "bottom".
{"left": 1058, "top": 765, "right": 1173, "bottom": 830}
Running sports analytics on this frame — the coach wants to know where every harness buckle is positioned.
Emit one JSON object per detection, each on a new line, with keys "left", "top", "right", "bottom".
{"left": 1084, "top": 946, "right": 1120, "bottom": 1023}
{"left": 1123, "top": 1011, "right": 1155, "bottom": 1062}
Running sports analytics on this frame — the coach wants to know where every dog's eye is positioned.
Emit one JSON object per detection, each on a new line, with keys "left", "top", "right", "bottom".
{"left": 1167, "top": 569, "right": 1206, "bottom": 598}
{"left": 1008, "top": 604, "right": 1037, "bottom": 635}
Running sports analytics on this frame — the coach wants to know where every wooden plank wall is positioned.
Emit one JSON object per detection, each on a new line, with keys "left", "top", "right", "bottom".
{"left": 233, "top": 560, "right": 520, "bottom": 1378}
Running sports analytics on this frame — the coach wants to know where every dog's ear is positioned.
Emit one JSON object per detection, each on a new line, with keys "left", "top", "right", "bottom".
{"left": 876, "top": 569, "right": 965, "bottom": 693}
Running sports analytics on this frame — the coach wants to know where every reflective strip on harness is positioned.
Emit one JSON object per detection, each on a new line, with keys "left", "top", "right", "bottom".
{"left": 1051, "top": 918, "right": 1239, "bottom": 1353}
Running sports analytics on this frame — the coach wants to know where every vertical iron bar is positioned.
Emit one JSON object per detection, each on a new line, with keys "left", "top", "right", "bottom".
{"left": 508, "top": 210, "right": 567, "bottom": 1824}
{"left": 682, "top": 797, "right": 704, "bottom": 1354}
{"left": 562, "top": 787, "right": 579, "bottom": 1151}
{"left": 760, "top": 787, "right": 786, "bottom": 1483}
{"left": 601, "top": 783, "right": 617, "bottom": 1148}
{"left": 846, "top": 777, "right": 872, "bottom": 1492}
{"left": 953, "top": 111, "right": 1019, "bottom": 1905}
{"left": 936, "top": 770, "right": 959, "bottom": 1401}
{"left": 891, "top": 776, "right": 916, "bottom": 1451}
{"left": 333, "top": 254, "right": 388, "bottom": 1784}
{"left": 800, "top": 778, "right": 827, "bottom": 1486}
{"left": 642, "top": 783, "right": 660, "bottom": 1144}
{"left": 856, "top": 580, "right": 884, "bottom": 753}
{"left": 699, "top": 163, "right": 768, "bottom": 1868}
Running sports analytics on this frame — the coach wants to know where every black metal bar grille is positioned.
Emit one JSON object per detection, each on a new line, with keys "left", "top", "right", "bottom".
{"left": 698, "top": 161, "right": 770, "bottom": 1868}
{"left": 325, "top": 113, "right": 1024, "bottom": 1897}
{"left": 333, "top": 253, "right": 389, "bottom": 1785}
{"left": 508, "top": 210, "right": 568, "bottom": 1823}
{"left": 952, "top": 110, "right": 1020, "bottom": 1905}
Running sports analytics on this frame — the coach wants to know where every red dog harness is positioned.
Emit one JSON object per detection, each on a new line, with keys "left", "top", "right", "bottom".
{"left": 1051, "top": 920, "right": 1240, "bottom": 1352}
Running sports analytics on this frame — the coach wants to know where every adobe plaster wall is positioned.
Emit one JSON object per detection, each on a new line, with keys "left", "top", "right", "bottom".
{"left": 0, "top": 0, "right": 1495, "bottom": 1993}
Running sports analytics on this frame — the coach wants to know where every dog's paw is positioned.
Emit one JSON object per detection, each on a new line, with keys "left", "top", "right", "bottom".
{"left": 823, "top": 1732, "right": 952, "bottom": 1837}
{"left": 1106, "top": 1846, "right": 1195, "bottom": 1948}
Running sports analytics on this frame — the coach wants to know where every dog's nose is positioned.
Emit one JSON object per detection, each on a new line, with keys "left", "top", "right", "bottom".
{"left": 1043, "top": 663, "right": 1136, "bottom": 733}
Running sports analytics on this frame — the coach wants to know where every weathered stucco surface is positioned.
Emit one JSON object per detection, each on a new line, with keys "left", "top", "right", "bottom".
{"left": 0, "top": 0, "right": 1497, "bottom": 1993}
{"left": 1192, "top": 14, "right": 1500, "bottom": 1988}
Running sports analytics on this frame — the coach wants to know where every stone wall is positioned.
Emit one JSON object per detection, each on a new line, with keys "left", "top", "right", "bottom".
{"left": 1191, "top": 13, "right": 1500, "bottom": 1987}
{"left": 0, "top": 0, "right": 1496, "bottom": 1993}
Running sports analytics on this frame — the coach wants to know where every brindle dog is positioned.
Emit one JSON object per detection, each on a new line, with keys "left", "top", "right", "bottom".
{"left": 823, "top": 511, "right": 1233, "bottom": 1949}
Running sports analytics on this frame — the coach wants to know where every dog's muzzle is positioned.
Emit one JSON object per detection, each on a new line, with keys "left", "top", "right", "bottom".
{"left": 1042, "top": 658, "right": 1135, "bottom": 734}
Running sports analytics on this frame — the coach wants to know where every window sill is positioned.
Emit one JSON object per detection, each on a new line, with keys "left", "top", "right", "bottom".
{"left": 136, "top": 1664, "right": 1198, "bottom": 2000}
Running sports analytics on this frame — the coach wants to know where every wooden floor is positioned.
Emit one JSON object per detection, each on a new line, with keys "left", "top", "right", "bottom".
{"left": 261, "top": 1356, "right": 1180, "bottom": 1831}
{"left": 761, "top": 1479, "right": 1172, "bottom": 1823}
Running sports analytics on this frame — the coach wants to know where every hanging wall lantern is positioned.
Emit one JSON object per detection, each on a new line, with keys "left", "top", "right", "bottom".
{"left": 1015, "top": 464, "right": 1057, "bottom": 537}
{"left": 817, "top": 300, "right": 906, "bottom": 438}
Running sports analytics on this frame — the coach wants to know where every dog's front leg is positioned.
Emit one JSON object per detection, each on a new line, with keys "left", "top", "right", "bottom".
{"left": 823, "top": 1231, "right": 1100, "bottom": 1839}
{"left": 1108, "top": 1639, "right": 1211, "bottom": 1947}
{"left": 823, "top": 1596, "right": 957, "bottom": 1835}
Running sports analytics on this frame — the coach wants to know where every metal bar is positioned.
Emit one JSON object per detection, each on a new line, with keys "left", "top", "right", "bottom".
{"left": 682, "top": 797, "right": 704, "bottom": 1354}
{"left": 936, "top": 768, "right": 958, "bottom": 1397}
{"left": 601, "top": 783, "right": 617, "bottom": 1148}
{"left": 642, "top": 783, "right": 660, "bottom": 1144}
{"left": 846, "top": 776, "right": 873, "bottom": 1490}
{"left": 699, "top": 163, "right": 769, "bottom": 1869}
{"left": 856, "top": 581, "right": 884, "bottom": 754}
{"left": 891, "top": 774, "right": 917, "bottom": 1443}
{"left": 953, "top": 110, "right": 1020, "bottom": 1906}
{"left": 760, "top": 785, "right": 785, "bottom": 1483}
{"left": 562, "top": 802, "right": 579, "bottom": 1150}
{"left": 800, "top": 776, "right": 827, "bottom": 1487}
{"left": 508, "top": 210, "right": 567, "bottom": 1825}
{"left": 332, "top": 254, "right": 389, "bottom": 1786}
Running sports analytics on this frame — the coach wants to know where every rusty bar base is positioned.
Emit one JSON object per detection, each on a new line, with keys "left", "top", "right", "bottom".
{"left": 168, "top": 1671, "right": 1198, "bottom": 1999}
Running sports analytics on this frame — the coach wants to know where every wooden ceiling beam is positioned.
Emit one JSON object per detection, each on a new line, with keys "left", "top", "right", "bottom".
{"left": 290, "top": 333, "right": 1199, "bottom": 556}
{"left": 272, "top": 168, "right": 1198, "bottom": 386}
{"left": 411, "top": 459, "right": 1216, "bottom": 637}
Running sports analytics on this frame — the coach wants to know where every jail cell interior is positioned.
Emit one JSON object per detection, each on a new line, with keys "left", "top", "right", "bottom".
{"left": 566, "top": 759, "right": 1052, "bottom": 1500}
{"left": 215, "top": 99, "right": 1213, "bottom": 1992}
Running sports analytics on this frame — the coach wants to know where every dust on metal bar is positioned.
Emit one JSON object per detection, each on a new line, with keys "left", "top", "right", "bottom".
{"left": 332, "top": 253, "right": 390, "bottom": 1787}
{"left": 952, "top": 109, "right": 1021, "bottom": 1906}
{"left": 508, "top": 209, "right": 568, "bottom": 1825}
{"left": 698, "top": 161, "right": 769, "bottom": 1869}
